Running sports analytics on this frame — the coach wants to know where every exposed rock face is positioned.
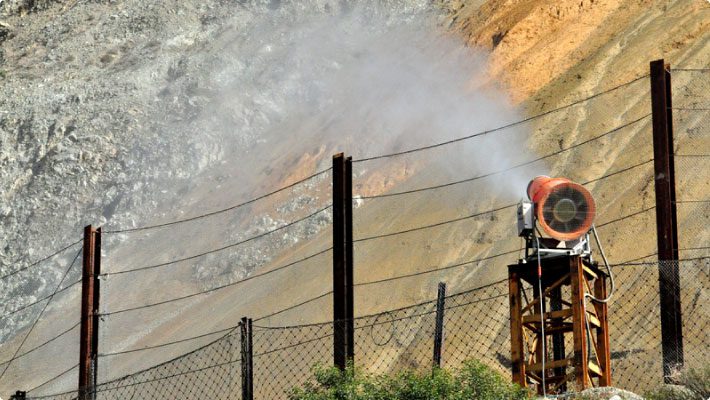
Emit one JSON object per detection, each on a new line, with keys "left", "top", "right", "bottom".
{"left": 2, "top": 0, "right": 465, "bottom": 384}
{"left": 0, "top": 0, "right": 707, "bottom": 397}
{"left": 1, "top": 0, "right": 228, "bottom": 340}
{"left": 1, "top": 0, "right": 62, "bottom": 16}
{"left": 0, "top": 0, "right": 337, "bottom": 341}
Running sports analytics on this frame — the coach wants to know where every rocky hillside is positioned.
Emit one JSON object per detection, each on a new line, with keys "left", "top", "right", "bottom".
{"left": 0, "top": 0, "right": 707, "bottom": 396}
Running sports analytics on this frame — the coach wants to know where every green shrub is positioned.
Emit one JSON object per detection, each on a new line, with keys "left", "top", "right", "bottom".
{"left": 457, "top": 360, "right": 529, "bottom": 400}
{"left": 645, "top": 366, "right": 710, "bottom": 400}
{"left": 288, "top": 360, "right": 531, "bottom": 400}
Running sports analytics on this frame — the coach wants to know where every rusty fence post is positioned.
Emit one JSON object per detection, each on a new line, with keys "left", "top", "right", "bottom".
{"left": 333, "top": 153, "right": 354, "bottom": 369}
{"left": 79, "top": 225, "right": 101, "bottom": 400}
{"left": 332, "top": 153, "right": 347, "bottom": 370}
{"left": 650, "top": 58, "right": 683, "bottom": 380}
{"left": 344, "top": 156, "right": 354, "bottom": 363}
{"left": 247, "top": 318, "right": 253, "bottom": 399}
{"left": 240, "top": 317, "right": 253, "bottom": 400}
{"left": 433, "top": 282, "right": 446, "bottom": 369}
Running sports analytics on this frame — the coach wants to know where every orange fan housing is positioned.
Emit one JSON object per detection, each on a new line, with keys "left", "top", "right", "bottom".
{"left": 526, "top": 176, "right": 596, "bottom": 241}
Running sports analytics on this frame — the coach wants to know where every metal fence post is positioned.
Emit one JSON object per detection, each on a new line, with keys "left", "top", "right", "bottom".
{"left": 240, "top": 317, "right": 254, "bottom": 400}
{"left": 79, "top": 225, "right": 101, "bottom": 400}
{"left": 650, "top": 58, "right": 683, "bottom": 380}
{"left": 240, "top": 319, "right": 247, "bottom": 400}
{"left": 247, "top": 318, "right": 253, "bottom": 399}
{"left": 433, "top": 282, "right": 446, "bottom": 369}
{"left": 345, "top": 156, "right": 354, "bottom": 363}
{"left": 333, "top": 153, "right": 347, "bottom": 370}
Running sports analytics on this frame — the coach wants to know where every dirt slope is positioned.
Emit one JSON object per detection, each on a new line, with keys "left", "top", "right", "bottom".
{"left": 0, "top": 0, "right": 707, "bottom": 396}
{"left": 449, "top": 0, "right": 709, "bottom": 101}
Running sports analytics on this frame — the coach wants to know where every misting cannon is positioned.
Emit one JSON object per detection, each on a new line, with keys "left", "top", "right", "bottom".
{"left": 509, "top": 176, "right": 612, "bottom": 394}
{"left": 518, "top": 176, "right": 596, "bottom": 257}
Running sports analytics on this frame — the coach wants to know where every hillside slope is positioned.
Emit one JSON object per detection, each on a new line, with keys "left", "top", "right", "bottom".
{"left": 0, "top": 0, "right": 707, "bottom": 396}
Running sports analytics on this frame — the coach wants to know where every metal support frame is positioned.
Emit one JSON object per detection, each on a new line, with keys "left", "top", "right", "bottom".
{"left": 509, "top": 267, "right": 526, "bottom": 385}
{"left": 79, "top": 225, "right": 101, "bottom": 400}
{"left": 332, "top": 153, "right": 354, "bottom": 369}
{"left": 650, "top": 59, "right": 683, "bottom": 380}
{"left": 433, "top": 282, "right": 446, "bottom": 368}
{"left": 241, "top": 317, "right": 253, "bottom": 400}
{"left": 569, "top": 257, "right": 589, "bottom": 389}
{"left": 549, "top": 287, "right": 566, "bottom": 392}
{"left": 508, "top": 255, "right": 611, "bottom": 394}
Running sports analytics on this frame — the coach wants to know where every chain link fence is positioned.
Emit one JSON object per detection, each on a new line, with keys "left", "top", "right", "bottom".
{"left": 28, "top": 327, "right": 242, "bottom": 400}
{"left": 608, "top": 259, "right": 709, "bottom": 389}
{"left": 252, "top": 322, "right": 332, "bottom": 399}
{"left": 354, "top": 295, "right": 438, "bottom": 375}
{"left": 6, "top": 68, "right": 707, "bottom": 399}
{"left": 671, "top": 69, "right": 709, "bottom": 263}
{"left": 23, "top": 257, "right": 708, "bottom": 399}
{"left": 667, "top": 68, "right": 709, "bottom": 386}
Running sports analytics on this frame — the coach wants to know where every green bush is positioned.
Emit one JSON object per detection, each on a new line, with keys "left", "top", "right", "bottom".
{"left": 645, "top": 366, "right": 710, "bottom": 400}
{"left": 288, "top": 360, "right": 531, "bottom": 400}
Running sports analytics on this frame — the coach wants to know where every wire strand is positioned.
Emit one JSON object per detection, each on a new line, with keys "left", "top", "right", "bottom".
{"left": 353, "top": 250, "right": 518, "bottom": 287}
{"left": 670, "top": 68, "right": 710, "bottom": 72}
{"left": 3, "top": 279, "right": 82, "bottom": 319}
{"left": 101, "top": 247, "right": 332, "bottom": 316}
{"left": 103, "top": 168, "right": 332, "bottom": 234}
{"left": 595, "top": 206, "right": 656, "bottom": 228}
{"left": 0, "top": 321, "right": 80, "bottom": 367}
{"left": 580, "top": 159, "right": 654, "bottom": 185}
{"left": 354, "top": 204, "right": 516, "bottom": 242}
{"left": 679, "top": 246, "right": 710, "bottom": 251}
{"left": 0, "top": 239, "right": 82, "bottom": 281}
{"left": 352, "top": 75, "right": 649, "bottom": 163}
{"left": 613, "top": 252, "right": 658, "bottom": 264}
{"left": 105, "top": 205, "right": 332, "bottom": 276}
{"left": 27, "top": 363, "right": 79, "bottom": 394}
{"left": 253, "top": 290, "right": 334, "bottom": 323}
{"left": 357, "top": 115, "right": 650, "bottom": 199}
{"left": 98, "top": 326, "right": 234, "bottom": 357}
{"left": 614, "top": 256, "right": 709, "bottom": 266}
{"left": 0, "top": 248, "right": 81, "bottom": 383}
{"left": 254, "top": 278, "right": 509, "bottom": 330}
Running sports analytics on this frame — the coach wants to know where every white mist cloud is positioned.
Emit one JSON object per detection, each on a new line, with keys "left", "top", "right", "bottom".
{"left": 192, "top": 2, "right": 541, "bottom": 201}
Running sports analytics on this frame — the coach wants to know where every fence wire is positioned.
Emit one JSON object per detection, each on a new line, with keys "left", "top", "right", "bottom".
{"left": 7, "top": 69, "right": 708, "bottom": 399}
{"left": 21, "top": 257, "right": 710, "bottom": 399}
{"left": 672, "top": 68, "right": 709, "bottom": 262}
{"left": 29, "top": 327, "right": 242, "bottom": 400}
{"left": 251, "top": 323, "right": 332, "bottom": 399}
{"left": 354, "top": 296, "right": 438, "bottom": 375}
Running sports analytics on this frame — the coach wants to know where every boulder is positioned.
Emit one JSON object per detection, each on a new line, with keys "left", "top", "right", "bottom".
{"left": 552, "top": 387, "right": 644, "bottom": 400}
